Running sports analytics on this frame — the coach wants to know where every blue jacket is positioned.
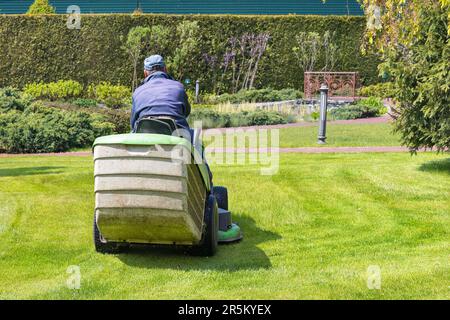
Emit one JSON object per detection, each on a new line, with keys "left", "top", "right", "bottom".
{"left": 130, "top": 72, "right": 191, "bottom": 131}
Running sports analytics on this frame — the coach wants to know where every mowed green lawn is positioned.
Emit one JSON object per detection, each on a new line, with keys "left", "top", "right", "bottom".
{"left": 202, "top": 122, "right": 401, "bottom": 149}
{"left": 279, "top": 122, "right": 401, "bottom": 147}
{"left": 0, "top": 152, "right": 449, "bottom": 299}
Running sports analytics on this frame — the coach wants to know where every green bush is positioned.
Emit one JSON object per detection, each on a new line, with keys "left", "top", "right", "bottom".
{"left": 0, "top": 87, "right": 32, "bottom": 112}
{"left": 72, "top": 98, "right": 98, "bottom": 108}
{"left": 211, "top": 88, "right": 304, "bottom": 104}
{"left": 359, "top": 82, "right": 396, "bottom": 98}
{"left": 95, "top": 108, "right": 130, "bottom": 134}
{"left": 26, "top": 0, "right": 55, "bottom": 14}
{"left": 0, "top": 102, "right": 114, "bottom": 153}
{"left": 88, "top": 82, "right": 131, "bottom": 109}
{"left": 0, "top": 15, "right": 379, "bottom": 92}
{"left": 24, "top": 80, "right": 83, "bottom": 101}
{"left": 329, "top": 97, "right": 386, "bottom": 120}
{"left": 45, "top": 100, "right": 131, "bottom": 134}
{"left": 188, "top": 108, "right": 289, "bottom": 129}
{"left": 245, "top": 110, "right": 288, "bottom": 126}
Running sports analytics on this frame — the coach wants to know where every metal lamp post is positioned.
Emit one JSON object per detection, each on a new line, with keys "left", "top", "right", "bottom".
{"left": 195, "top": 80, "right": 200, "bottom": 104}
{"left": 317, "top": 84, "right": 329, "bottom": 144}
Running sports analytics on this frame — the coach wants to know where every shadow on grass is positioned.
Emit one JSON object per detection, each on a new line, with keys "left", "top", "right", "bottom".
{"left": 118, "top": 215, "right": 281, "bottom": 271}
{"left": 0, "top": 166, "right": 66, "bottom": 177}
{"left": 418, "top": 158, "right": 450, "bottom": 175}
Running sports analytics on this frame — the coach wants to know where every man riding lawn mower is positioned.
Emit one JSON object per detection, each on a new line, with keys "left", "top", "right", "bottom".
{"left": 93, "top": 55, "right": 242, "bottom": 256}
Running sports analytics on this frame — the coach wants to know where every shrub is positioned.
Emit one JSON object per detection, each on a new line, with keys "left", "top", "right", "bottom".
{"left": 44, "top": 100, "right": 131, "bottom": 134}
{"left": 98, "top": 108, "right": 131, "bottom": 134}
{"left": 24, "top": 80, "right": 83, "bottom": 101}
{"left": 329, "top": 97, "right": 386, "bottom": 120}
{"left": 310, "top": 111, "right": 320, "bottom": 121}
{"left": 359, "top": 82, "right": 396, "bottom": 98}
{"left": 244, "top": 110, "right": 288, "bottom": 126}
{"left": 0, "top": 102, "right": 114, "bottom": 153}
{"left": 0, "top": 87, "right": 32, "bottom": 112}
{"left": 26, "top": 0, "right": 55, "bottom": 14}
{"left": 88, "top": 82, "right": 131, "bottom": 109}
{"left": 211, "top": 88, "right": 303, "bottom": 104}
{"left": 72, "top": 98, "right": 98, "bottom": 108}
{"left": 189, "top": 109, "right": 230, "bottom": 129}
{"left": 188, "top": 108, "right": 289, "bottom": 129}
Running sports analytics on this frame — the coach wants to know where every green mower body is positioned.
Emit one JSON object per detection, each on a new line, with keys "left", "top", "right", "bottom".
{"left": 93, "top": 132, "right": 241, "bottom": 256}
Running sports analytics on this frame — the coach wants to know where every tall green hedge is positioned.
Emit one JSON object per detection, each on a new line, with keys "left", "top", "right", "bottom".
{"left": 0, "top": 14, "right": 379, "bottom": 92}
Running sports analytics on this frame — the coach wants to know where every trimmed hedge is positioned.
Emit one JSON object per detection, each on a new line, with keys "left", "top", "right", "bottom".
{"left": 0, "top": 14, "right": 379, "bottom": 92}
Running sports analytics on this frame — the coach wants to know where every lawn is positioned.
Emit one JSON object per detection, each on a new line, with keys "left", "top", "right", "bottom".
{"left": 73, "top": 121, "right": 400, "bottom": 152}
{"left": 279, "top": 122, "right": 401, "bottom": 148}
{"left": 0, "top": 152, "right": 449, "bottom": 299}
{"left": 202, "top": 122, "right": 401, "bottom": 149}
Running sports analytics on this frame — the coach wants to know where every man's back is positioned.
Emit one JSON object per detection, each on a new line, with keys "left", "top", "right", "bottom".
{"left": 131, "top": 72, "right": 191, "bottom": 131}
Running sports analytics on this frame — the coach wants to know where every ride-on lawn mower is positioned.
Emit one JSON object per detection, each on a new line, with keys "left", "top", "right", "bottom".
{"left": 93, "top": 117, "right": 242, "bottom": 256}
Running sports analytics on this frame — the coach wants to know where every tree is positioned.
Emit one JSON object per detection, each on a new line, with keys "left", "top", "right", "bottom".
{"left": 169, "top": 21, "right": 201, "bottom": 81}
{"left": 292, "top": 31, "right": 339, "bottom": 73}
{"left": 122, "top": 25, "right": 171, "bottom": 90}
{"left": 358, "top": 0, "right": 449, "bottom": 152}
{"left": 27, "top": 0, "right": 55, "bottom": 14}
{"left": 123, "top": 27, "right": 151, "bottom": 91}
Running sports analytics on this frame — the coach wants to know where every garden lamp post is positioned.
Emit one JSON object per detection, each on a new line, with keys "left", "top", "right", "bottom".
{"left": 195, "top": 80, "right": 200, "bottom": 104}
{"left": 317, "top": 84, "right": 329, "bottom": 144}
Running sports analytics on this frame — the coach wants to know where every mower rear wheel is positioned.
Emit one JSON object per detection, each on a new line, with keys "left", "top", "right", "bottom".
{"left": 190, "top": 194, "right": 219, "bottom": 257}
{"left": 213, "top": 186, "right": 228, "bottom": 210}
{"left": 93, "top": 214, "right": 129, "bottom": 254}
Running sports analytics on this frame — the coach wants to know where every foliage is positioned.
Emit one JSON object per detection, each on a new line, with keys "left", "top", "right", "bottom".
{"left": 292, "top": 30, "right": 339, "bottom": 72}
{"left": 0, "top": 15, "right": 379, "bottom": 92}
{"left": 122, "top": 26, "right": 152, "bottom": 91}
{"left": 47, "top": 101, "right": 131, "bottom": 134}
{"left": 24, "top": 80, "right": 83, "bottom": 101}
{"left": 358, "top": 82, "right": 395, "bottom": 98}
{"left": 0, "top": 87, "right": 32, "bottom": 112}
{"left": 230, "top": 33, "right": 271, "bottom": 92}
{"left": 244, "top": 110, "right": 288, "bottom": 126}
{"left": 292, "top": 32, "right": 322, "bottom": 72}
{"left": 358, "top": 0, "right": 450, "bottom": 152}
{"left": 169, "top": 21, "right": 201, "bottom": 81}
{"left": 188, "top": 108, "right": 289, "bottom": 128}
{"left": 26, "top": 0, "right": 55, "bottom": 14}
{"left": 97, "top": 108, "right": 131, "bottom": 134}
{"left": 88, "top": 82, "right": 131, "bottom": 109}
{"left": 72, "top": 98, "right": 98, "bottom": 108}
{"left": 122, "top": 25, "right": 172, "bottom": 90}
{"left": 0, "top": 102, "right": 114, "bottom": 153}
{"left": 322, "top": 31, "right": 339, "bottom": 71}
{"left": 207, "top": 88, "right": 303, "bottom": 104}
{"left": 203, "top": 33, "right": 270, "bottom": 94}
{"left": 329, "top": 97, "right": 386, "bottom": 120}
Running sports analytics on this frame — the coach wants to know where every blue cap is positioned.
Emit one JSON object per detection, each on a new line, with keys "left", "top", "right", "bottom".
{"left": 144, "top": 55, "right": 165, "bottom": 71}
